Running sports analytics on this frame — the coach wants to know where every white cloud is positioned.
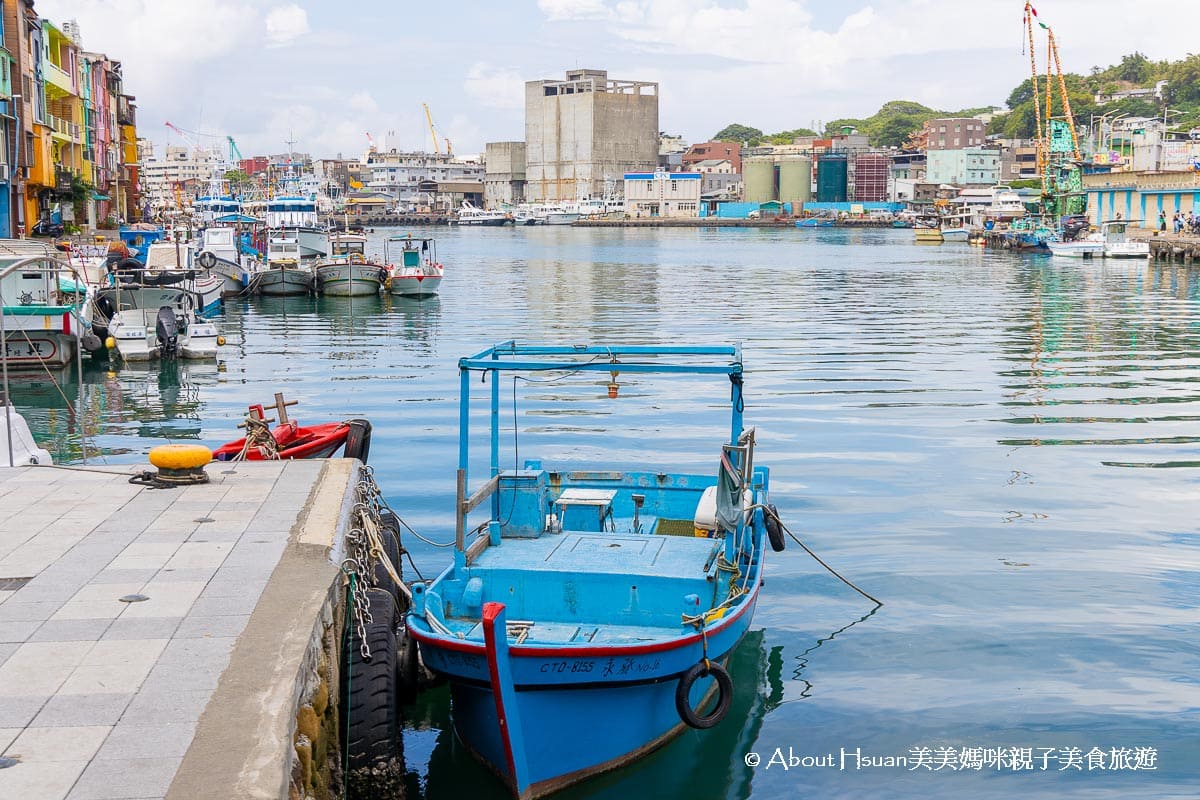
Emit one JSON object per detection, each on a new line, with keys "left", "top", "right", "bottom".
{"left": 463, "top": 62, "right": 527, "bottom": 111}
{"left": 265, "top": 4, "right": 309, "bottom": 47}
{"left": 537, "top": 0, "right": 613, "bottom": 21}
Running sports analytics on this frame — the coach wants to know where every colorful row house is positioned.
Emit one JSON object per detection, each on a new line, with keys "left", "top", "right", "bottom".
{"left": 0, "top": 1, "right": 138, "bottom": 239}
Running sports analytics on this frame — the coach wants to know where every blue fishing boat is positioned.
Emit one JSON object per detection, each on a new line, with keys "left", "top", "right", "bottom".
{"left": 407, "top": 342, "right": 784, "bottom": 799}
{"left": 796, "top": 215, "right": 834, "bottom": 228}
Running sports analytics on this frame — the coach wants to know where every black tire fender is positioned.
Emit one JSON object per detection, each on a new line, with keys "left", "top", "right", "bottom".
{"left": 396, "top": 624, "right": 419, "bottom": 706}
{"left": 197, "top": 250, "right": 217, "bottom": 269}
{"left": 765, "top": 503, "right": 786, "bottom": 553}
{"left": 675, "top": 660, "right": 733, "bottom": 729}
{"left": 344, "top": 418, "right": 372, "bottom": 464}
{"left": 341, "top": 588, "right": 403, "bottom": 798}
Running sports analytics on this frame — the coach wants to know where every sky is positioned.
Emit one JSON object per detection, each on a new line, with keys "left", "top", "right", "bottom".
{"left": 35, "top": 0, "right": 1200, "bottom": 161}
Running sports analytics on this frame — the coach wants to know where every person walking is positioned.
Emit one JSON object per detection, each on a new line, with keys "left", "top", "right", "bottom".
{"left": 1159, "top": 211, "right": 1167, "bottom": 232}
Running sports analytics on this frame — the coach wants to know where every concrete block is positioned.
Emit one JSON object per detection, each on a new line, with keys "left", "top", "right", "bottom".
{"left": 0, "top": 641, "right": 17, "bottom": 667}
{"left": 0, "top": 641, "right": 93, "bottom": 695}
{"left": 117, "top": 582, "right": 206, "bottom": 619}
{"left": 6, "top": 724, "right": 111, "bottom": 761}
{"left": 0, "top": 618, "right": 41, "bottom": 642}
{"left": 0, "top": 600, "right": 64, "bottom": 622}
{"left": 162, "top": 542, "right": 231, "bottom": 570}
{"left": 95, "top": 722, "right": 196, "bottom": 760}
{"left": 187, "top": 592, "right": 262, "bottom": 617}
{"left": 101, "top": 618, "right": 181, "bottom": 641}
{"left": 0, "top": 758, "right": 89, "bottom": 800}
{"left": 32, "top": 693, "right": 134, "bottom": 727}
{"left": 0, "top": 694, "right": 49, "bottom": 727}
{"left": 155, "top": 637, "right": 235, "bottom": 667}
{"left": 107, "top": 544, "right": 180, "bottom": 571}
{"left": 173, "top": 614, "right": 251, "bottom": 639}
{"left": 119, "top": 689, "right": 211, "bottom": 725}
{"left": 29, "top": 619, "right": 112, "bottom": 643}
{"left": 65, "top": 756, "right": 182, "bottom": 800}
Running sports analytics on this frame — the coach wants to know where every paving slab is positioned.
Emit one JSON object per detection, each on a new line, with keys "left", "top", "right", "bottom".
{"left": 0, "top": 459, "right": 357, "bottom": 800}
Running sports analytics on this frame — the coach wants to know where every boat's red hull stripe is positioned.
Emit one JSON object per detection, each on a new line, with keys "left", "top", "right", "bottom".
{"left": 411, "top": 579, "right": 759, "bottom": 658}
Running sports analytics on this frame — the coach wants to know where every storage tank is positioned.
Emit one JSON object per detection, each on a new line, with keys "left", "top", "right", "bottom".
{"left": 816, "top": 154, "right": 848, "bottom": 203}
{"left": 778, "top": 156, "right": 812, "bottom": 205}
{"left": 743, "top": 157, "right": 777, "bottom": 204}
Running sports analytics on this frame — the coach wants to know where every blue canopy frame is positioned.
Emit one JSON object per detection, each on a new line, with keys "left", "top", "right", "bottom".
{"left": 453, "top": 342, "right": 747, "bottom": 561}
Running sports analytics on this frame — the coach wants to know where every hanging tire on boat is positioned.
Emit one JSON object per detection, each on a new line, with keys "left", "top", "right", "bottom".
{"left": 765, "top": 504, "right": 786, "bottom": 553}
{"left": 396, "top": 623, "right": 420, "bottom": 706}
{"left": 197, "top": 250, "right": 217, "bottom": 269}
{"left": 342, "top": 588, "right": 404, "bottom": 800}
{"left": 675, "top": 659, "right": 733, "bottom": 729}
{"left": 344, "top": 418, "right": 372, "bottom": 463}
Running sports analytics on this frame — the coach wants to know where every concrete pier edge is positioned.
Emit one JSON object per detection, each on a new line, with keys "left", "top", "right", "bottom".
{"left": 165, "top": 459, "right": 360, "bottom": 800}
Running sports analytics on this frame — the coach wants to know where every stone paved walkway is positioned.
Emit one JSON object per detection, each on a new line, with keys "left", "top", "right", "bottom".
{"left": 0, "top": 459, "right": 331, "bottom": 800}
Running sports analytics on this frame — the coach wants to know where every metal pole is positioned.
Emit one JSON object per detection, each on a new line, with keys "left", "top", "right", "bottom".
{"left": 2, "top": 300, "right": 12, "bottom": 466}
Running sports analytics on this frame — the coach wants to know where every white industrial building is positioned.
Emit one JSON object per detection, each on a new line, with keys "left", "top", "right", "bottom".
{"left": 624, "top": 169, "right": 701, "bottom": 217}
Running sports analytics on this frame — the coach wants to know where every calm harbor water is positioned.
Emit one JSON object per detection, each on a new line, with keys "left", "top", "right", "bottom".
{"left": 10, "top": 226, "right": 1200, "bottom": 799}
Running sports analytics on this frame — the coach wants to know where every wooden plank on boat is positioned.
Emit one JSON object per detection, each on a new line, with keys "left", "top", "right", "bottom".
{"left": 465, "top": 532, "right": 490, "bottom": 564}
{"left": 463, "top": 474, "right": 501, "bottom": 515}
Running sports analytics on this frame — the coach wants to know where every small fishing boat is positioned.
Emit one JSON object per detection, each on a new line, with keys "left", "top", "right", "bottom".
{"left": 0, "top": 240, "right": 86, "bottom": 370}
{"left": 386, "top": 235, "right": 442, "bottom": 297}
{"left": 314, "top": 233, "right": 388, "bottom": 296}
{"left": 196, "top": 225, "right": 263, "bottom": 297}
{"left": 407, "top": 343, "right": 784, "bottom": 799}
{"left": 101, "top": 283, "right": 222, "bottom": 361}
{"left": 1099, "top": 220, "right": 1150, "bottom": 259}
{"left": 796, "top": 215, "right": 835, "bottom": 228}
{"left": 212, "top": 393, "right": 371, "bottom": 462}
{"left": 143, "top": 241, "right": 224, "bottom": 316}
{"left": 913, "top": 223, "right": 944, "bottom": 243}
{"left": 255, "top": 232, "right": 315, "bottom": 296}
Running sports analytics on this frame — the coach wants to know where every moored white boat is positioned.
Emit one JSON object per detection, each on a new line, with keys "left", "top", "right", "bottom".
{"left": 196, "top": 225, "right": 263, "bottom": 297}
{"left": 104, "top": 285, "right": 221, "bottom": 361}
{"left": 385, "top": 235, "right": 442, "bottom": 297}
{"left": 1100, "top": 220, "right": 1150, "bottom": 259}
{"left": 314, "top": 233, "right": 387, "bottom": 296}
{"left": 1047, "top": 235, "right": 1104, "bottom": 258}
{"left": 455, "top": 201, "right": 512, "bottom": 226}
{"left": 0, "top": 241, "right": 86, "bottom": 370}
{"left": 255, "top": 233, "right": 315, "bottom": 296}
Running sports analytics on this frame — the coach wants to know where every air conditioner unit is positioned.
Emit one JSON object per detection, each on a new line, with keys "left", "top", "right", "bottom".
{"left": 0, "top": 164, "right": 10, "bottom": 181}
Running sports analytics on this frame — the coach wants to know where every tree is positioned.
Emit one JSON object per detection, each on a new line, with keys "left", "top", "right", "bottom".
{"left": 712, "top": 124, "right": 763, "bottom": 144}
{"left": 1164, "top": 54, "right": 1200, "bottom": 106}
{"left": 764, "top": 128, "right": 818, "bottom": 144}
{"left": 224, "top": 169, "right": 251, "bottom": 195}
{"left": 1115, "top": 52, "right": 1152, "bottom": 83}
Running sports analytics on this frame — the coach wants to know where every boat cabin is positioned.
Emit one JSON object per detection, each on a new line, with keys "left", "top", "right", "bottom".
{"left": 329, "top": 234, "right": 367, "bottom": 259}
{"left": 386, "top": 236, "right": 436, "bottom": 268}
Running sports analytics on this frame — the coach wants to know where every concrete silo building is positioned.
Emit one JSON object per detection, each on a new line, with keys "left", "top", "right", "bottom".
{"left": 525, "top": 69, "right": 659, "bottom": 203}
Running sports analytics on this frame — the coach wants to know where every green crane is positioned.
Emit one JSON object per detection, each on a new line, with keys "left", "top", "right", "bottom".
{"left": 227, "top": 135, "right": 243, "bottom": 164}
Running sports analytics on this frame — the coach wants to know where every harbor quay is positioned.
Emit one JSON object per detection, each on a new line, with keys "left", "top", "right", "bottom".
{"left": 0, "top": 458, "right": 360, "bottom": 800}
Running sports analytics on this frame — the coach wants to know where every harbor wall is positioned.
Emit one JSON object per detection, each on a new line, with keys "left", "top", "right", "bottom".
{"left": 165, "top": 460, "right": 359, "bottom": 800}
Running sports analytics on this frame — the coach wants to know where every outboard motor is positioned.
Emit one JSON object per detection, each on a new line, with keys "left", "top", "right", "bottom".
{"left": 156, "top": 306, "right": 180, "bottom": 358}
